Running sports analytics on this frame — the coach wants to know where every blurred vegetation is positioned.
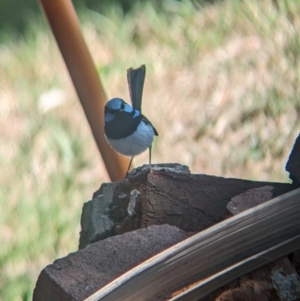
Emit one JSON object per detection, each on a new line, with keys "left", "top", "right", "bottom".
{"left": 1, "top": 0, "right": 300, "bottom": 300}
{"left": 0, "top": 0, "right": 217, "bottom": 36}
{"left": 0, "top": 0, "right": 132, "bottom": 35}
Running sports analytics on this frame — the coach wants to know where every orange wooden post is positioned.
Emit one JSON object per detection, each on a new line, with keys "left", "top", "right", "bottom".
{"left": 39, "top": 0, "right": 129, "bottom": 181}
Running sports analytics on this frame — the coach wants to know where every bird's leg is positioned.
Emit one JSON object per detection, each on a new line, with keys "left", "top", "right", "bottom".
{"left": 149, "top": 146, "right": 152, "bottom": 168}
{"left": 126, "top": 156, "right": 134, "bottom": 177}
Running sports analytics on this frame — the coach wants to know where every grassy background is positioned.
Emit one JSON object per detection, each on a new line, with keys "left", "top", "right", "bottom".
{"left": 1, "top": 0, "right": 300, "bottom": 300}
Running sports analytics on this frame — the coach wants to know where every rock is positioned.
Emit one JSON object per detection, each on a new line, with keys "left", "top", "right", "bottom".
{"left": 226, "top": 186, "right": 274, "bottom": 215}
{"left": 79, "top": 163, "right": 292, "bottom": 249}
{"left": 212, "top": 258, "right": 300, "bottom": 301}
{"left": 33, "top": 224, "right": 188, "bottom": 301}
{"left": 79, "top": 182, "right": 118, "bottom": 249}
{"left": 290, "top": 249, "right": 300, "bottom": 276}
{"left": 198, "top": 185, "right": 300, "bottom": 301}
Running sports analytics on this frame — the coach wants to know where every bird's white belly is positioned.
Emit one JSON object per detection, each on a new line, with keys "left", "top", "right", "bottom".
{"left": 105, "top": 121, "right": 155, "bottom": 156}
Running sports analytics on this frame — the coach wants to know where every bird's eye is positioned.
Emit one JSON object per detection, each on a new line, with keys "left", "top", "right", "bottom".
{"left": 120, "top": 102, "right": 125, "bottom": 110}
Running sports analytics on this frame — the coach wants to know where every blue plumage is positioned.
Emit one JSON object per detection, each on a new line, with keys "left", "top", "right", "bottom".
{"left": 104, "top": 65, "right": 158, "bottom": 175}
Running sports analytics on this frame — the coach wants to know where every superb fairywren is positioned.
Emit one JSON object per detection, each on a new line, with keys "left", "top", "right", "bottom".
{"left": 104, "top": 65, "right": 158, "bottom": 175}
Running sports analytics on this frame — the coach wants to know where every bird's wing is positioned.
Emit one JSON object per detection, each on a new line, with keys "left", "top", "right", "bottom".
{"left": 127, "top": 64, "right": 146, "bottom": 112}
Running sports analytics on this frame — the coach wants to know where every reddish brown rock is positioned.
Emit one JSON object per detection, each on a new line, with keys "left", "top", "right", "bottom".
{"left": 34, "top": 163, "right": 298, "bottom": 301}
{"left": 198, "top": 185, "right": 300, "bottom": 301}
{"left": 226, "top": 185, "right": 274, "bottom": 215}
{"left": 33, "top": 224, "right": 187, "bottom": 301}
{"left": 80, "top": 164, "right": 292, "bottom": 249}
{"left": 213, "top": 258, "right": 300, "bottom": 301}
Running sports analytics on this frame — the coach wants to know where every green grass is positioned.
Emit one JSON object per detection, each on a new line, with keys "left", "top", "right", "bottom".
{"left": 1, "top": 0, "right": 300, "bottom": 299}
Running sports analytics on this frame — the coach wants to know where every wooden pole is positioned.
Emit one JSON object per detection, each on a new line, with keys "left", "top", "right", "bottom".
{"left": 39, "top": 0, "right": 129, "bottom": 181}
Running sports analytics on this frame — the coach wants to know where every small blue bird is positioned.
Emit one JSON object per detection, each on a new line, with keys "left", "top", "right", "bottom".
{"left": 104, "top": 65, "right": 158, "bottom": 175}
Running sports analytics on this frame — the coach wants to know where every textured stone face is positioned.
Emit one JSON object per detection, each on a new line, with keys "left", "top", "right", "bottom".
{"left": 33, "top": 224, "right": 188, "bottom": 301}
{"left": 79, "top": 164, "right": 291, "bottom": 249}
{"left": 226, "top": 185, "right": 274, "bottom": 215}
{"left": 211, "top": 258, "right": 300, "bottom": 301}
{"left": 34, "top": 163, "right": 300, "bottom": 301}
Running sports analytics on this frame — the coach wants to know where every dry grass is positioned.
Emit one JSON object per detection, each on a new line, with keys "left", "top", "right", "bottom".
{"left": 85, "top": 0, "right": 300, "bottom": 181}
{"left": 1, "top": 0, "right": 299, "bottom": 299}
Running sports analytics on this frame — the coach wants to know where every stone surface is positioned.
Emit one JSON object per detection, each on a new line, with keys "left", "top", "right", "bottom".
{"left": 79, "top": 182, "right": 118, "bottom": 249}
{"left": 79, "top": 163, "right": 293, "bottom": 249}
{"left": 290, "top": 249, "right": 300, "bottom": 276}
{"left": 226, "top": 185, "right": 274, "bottom": 215}
{"left": 211, "top": 258, "right": 300, "bottom": 301}
{"left": 286, "top": 133, "right": 300, "bottom": 185}
{"left": 197, "top": 185, "right": 300, "bottom": 301}
{"left": 33, "top": 224, "right": 187, "bottom": 301}
{"left": 34, "top": 156, "right": 299, "bottom": 300}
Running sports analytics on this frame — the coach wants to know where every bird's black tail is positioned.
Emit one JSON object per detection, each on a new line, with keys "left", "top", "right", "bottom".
{"left": 127, "top": 64, "right": 146, "bottom": 112}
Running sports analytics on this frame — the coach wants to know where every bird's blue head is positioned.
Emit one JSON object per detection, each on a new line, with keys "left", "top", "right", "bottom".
{"left": 105, "top": 98, "right": 140, "bottom": 122}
